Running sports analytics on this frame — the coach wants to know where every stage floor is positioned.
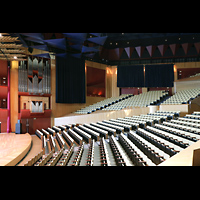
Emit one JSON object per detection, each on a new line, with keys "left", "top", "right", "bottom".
{"left": 0, "top": 133, "right": 32, "bottom": 166}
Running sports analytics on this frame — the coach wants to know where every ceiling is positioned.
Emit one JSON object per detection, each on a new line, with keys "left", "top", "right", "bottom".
{"left": 103, "top": 33, "right": 200, "bottom": 48}
{"left": 1, "top": 33, "right": 200, "bottom": 64}
{"left": 0, "top": 33, "right": 27, "bottom": 61}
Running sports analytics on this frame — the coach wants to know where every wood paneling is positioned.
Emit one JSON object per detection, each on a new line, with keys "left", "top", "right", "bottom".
{"left": 10, "top": 61, "right": 19, "bottom": 132}
{"left": 54, "top": 107, "right": 149, "bottom": 126}
{"left": 51, "top": 59, "right": 118, "bottom": 126}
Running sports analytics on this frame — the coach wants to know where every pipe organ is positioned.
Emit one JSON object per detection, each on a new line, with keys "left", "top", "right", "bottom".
{"left": 18, "top": 56, "right": 52, "bottom": 134}
{"left": 18, "top": 56, "right": 51, "bottom": 94}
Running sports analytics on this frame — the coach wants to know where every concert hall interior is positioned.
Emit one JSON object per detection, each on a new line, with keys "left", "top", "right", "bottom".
{"left": 1, "top": 32, "right": 200, "bottom": 166}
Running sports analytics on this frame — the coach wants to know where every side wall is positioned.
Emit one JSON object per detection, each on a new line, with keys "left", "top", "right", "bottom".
{"left": 50, "top": 59, "right": 119, "bottom": 126}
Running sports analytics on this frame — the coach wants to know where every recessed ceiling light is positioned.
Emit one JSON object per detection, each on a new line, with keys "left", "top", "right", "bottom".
{"left": 127, "top": 41, "right": 129, "bottom": 44}
{"left": 165, "top": 39, "right": 167, "bottom": 41}
{"left": 179, "top": 37, "right": 181, "bottom": 40}
{"left": 110, "top": 42, "right": 112, "bottom": 45}
{"left": 116, "top": 42, "right": 118, "bottom": 45}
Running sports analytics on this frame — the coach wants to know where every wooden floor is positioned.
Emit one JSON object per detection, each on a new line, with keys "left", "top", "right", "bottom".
{"left": 17, "top": 135, "right": 42, "bottom": 166}
{"left": 0, "top": 133, "right": 32, "bottom": 166}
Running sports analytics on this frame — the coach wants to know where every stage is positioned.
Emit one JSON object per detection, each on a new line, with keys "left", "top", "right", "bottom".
{"left": 0, "top": 133, "right": 32, "bottom": 166}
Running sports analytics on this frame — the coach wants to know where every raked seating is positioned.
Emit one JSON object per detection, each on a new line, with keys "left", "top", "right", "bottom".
{"left": 109, "top": 135, "right": 132, "bottom": 166}
{"left": 99, "top": 137, "right": 111, "bottom": 166}
{"left": 127, "top": 131, "right": 166, "bottom": 165}
{"left": 155, "top": 110, "right": 180, "bottom": 117}
{"left": 35, "top": 129, "right": 43, "bottom": 140}
{"left": 41, "top": 129, "right": 49, "bottom": 139}
{"left": 75, "top": 94, "right": 132, "bottom": 114}
{"left": 90, "top": 122, "right": 116, "bottom": 136}
{"left": 97, "top": 121, "right": 123, "bottom": 134}
{"left": 45, "top": 148, "right": 64, "bottom": 166}
{"left": 49, "top": 135, "right": 56, "bottom": 152}
{"left": 29, "top": 110, "right": 200, "bottom": 166}
{"left": 178, "top": 117, "right": 200, "bottom": 124}
{"left": 170, "top": 119, "right": 200, "bottom": 129}
{"left": 85, "top": 139, "right": 95, "bottom": 166}
{"left": 52, "top": 126, "right": 61, "bottom": 134}
{"left": 161, "top": 121, "right": 200, "bottom": 138}
{"left": 162, "top": 88, "right": 200, "bottom": 105}
{"left": 78, "top": 125, "right": 100, "bottom": 141}
{"left": 73, "top": 126, "right": 91, "bottom": 143}
{"left": 47, "top": 127, "right": 56, "bottom": 136}
{"left": 55, "top": 132, "right": 65, "bottom": 149}
{"left": 185, "top": 114, "right": 200, "bottom": 120}
{"left": 148, "top": 112, "right": 175, "bottom": 120}
{"left": 62, "top": 130, "right": 74, "bottom": 147}
{"left": 83, "top": 123, "right": 108, "bottom": 138}
{"left": 71, "top": 142, "right": 84, "bottom": 166}
{"left": 119, "top": 133, "right": 155, "bottom": 166}
{"left": 136, "top": 127, "right": 180, "bottom": 156}
{"left": 103, "top": 90, "right": 168, "bottom": 110}
{"left": 109, "top": 118, "right": 139, "bottom": 130}
{"left": 103, "top": 119, "right": 131, "bottom": 132}
{"left": 56, "top": 144, "right": 74, "bottom": 166}
{"left": 192, "top": 111, "right": 200, "bottom": 115}
{"left": 34, "top": 151, "right": 53, "bottom": 166}
{"left": 67, "top": 128, "right": 83, "bottom": 145}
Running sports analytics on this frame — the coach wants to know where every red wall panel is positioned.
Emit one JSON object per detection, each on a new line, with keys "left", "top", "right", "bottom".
{"left": 87, "top": 66, "right": 106, "bottom": 97}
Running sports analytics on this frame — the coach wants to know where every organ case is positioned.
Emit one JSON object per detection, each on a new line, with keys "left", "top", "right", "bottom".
{"left": 18, "top": 56, "right": 51, "bottom": 94}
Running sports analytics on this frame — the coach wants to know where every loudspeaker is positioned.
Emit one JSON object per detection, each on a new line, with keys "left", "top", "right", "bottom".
{"left": 15, "top": 120, "right": 22, "bottom": 134}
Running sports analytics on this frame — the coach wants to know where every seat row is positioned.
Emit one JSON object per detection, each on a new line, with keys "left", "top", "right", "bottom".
{"left": 85, "top": 139, "right": 95, "bottom": 166}
{"left": 118, "top": 133, "right": 155, "bottom": 166}
{"left": 74, "top": 94, "right": 132, "bottom": 114}
{"left": 99, "top": 137, "right": 111, "bottom": 166}
{"left": 33, "top": 151, "right": 54, "bottom": 166}
{"left": 56, "top": 144, "right": 74, "bottom": 166}
{"left": 109, "top": 135, "right": 132, "bottom": 166}
{"left": 146, "top": 125, "right": 190, "bottom": 149}
{"left": 162, "top": 88, "right": 200, "bottom": 105}
{"left": 32, "top": 110, "right": 200, "bottom": 166}
{"left": 127, "top": 131, "right": 166, "bottom": 165}
{"left": 102, "top": 90, "right": 168, "bottom": 110}
{"left": 161, "top": 121, "right": 200, "bottom": 139}
{"left": 71, "top": 142, "right": 85, "bottom": 166}
{"left": 45, "top": 148, "right": 64, "bottom": 166}
{"left": 136, "top": 128, "right": 180, "bottom": 157}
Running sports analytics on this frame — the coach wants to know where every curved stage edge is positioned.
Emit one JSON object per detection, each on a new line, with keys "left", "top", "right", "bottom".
{"left": 0, "top": 133, "right": 32, "bottom": 166}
